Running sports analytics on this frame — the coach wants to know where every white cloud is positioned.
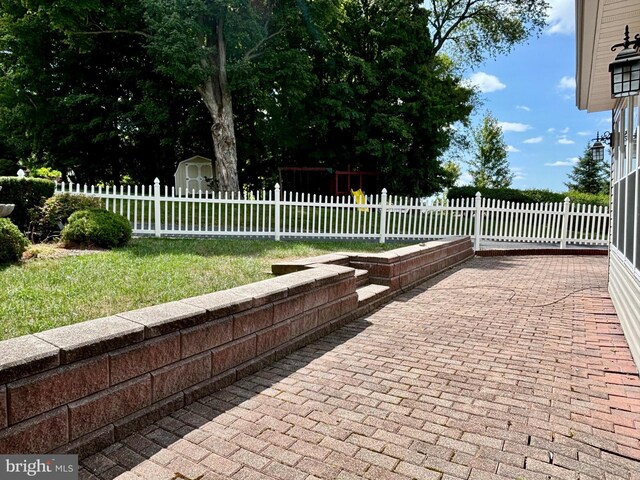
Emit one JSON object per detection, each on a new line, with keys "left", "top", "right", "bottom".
{"left": 516, "top": 105, "right": 531, "bottom": 112}
{"left": 523, "top": 136, "right": 543, "bottom": 144}
{"left": 547, "top": 128, "right": 556, "bottom": 133}
{"left": 577, "top": 131, "right": 591, "bottom": 136}
{"left": 466, "top": 72, "right": 506, "bottom": 93}
{"left": 459, "top": 173, "right": 473, "bottom": 185}
{"left": 560, "top": 127, "right": 570, "bottom": 134}
{"left": 557, "top": 76, "right": 576, "bottom": 90}
{"left": 506, "top": 145, "right": 520, "bottom": 153}
{"left": 557, "top": 136, "right": 575, "bottom": 145}
{"left": 545, "top": 157, "right": 579, "bottom": 167}
{"left": 512, "top": 167, "right": 525, "bottom": 181}
{"left": 498, "top": 122, "right": 532, "bottom": 133}
{"left": 546, "top": 0, "right": 575, "bottom": 35}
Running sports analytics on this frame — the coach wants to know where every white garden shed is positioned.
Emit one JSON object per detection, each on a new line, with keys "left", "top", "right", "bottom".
{"left": 174, "top": 156, "right": 214, "bottom": 193}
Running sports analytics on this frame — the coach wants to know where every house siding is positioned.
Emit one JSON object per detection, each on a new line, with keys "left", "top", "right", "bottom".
{"left": 610, "top": 251, "right": 640, "bottom": 368}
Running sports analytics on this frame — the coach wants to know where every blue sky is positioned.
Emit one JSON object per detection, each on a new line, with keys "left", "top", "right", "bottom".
{"left": 458, "top": 0, "right": 610, "bottom": 192}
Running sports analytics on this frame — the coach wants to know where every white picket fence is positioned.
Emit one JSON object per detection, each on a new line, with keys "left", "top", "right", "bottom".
{"left": 55, "top": 180, "right": 610, "bottom": 248}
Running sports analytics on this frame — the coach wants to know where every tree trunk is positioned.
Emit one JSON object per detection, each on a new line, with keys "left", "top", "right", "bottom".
{"left": 210, "top": 90, "right": 239, "bottom": 192}
{"left": 196, "top": 17, "right": 240, "bottom": 192}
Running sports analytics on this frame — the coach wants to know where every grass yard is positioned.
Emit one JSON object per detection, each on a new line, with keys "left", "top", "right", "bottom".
{"left": 0, "top": 237, "right": 405, "bottom": 341}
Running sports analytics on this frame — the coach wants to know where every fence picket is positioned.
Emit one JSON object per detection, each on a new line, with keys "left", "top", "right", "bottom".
{"left": 52, "top": 181, "right": 609, "bottom": 246}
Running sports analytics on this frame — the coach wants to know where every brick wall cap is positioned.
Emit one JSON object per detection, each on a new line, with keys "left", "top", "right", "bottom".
{"left": 272, "top": 253, "right": 350, "bottom": 267}
{"left": 181, "top": 290, "right": 253, "bottom": 317}
{"left": 229, "top": 279, "right": 290, "bottom": 306}
{"left": 34, "top": 316, "right": 143, "bottom": 364}
{"left": 0, "top": 335, "right": 60, "bottom": 384}
{"left": 265, "top": 273, "right": 316, "bottom": 295}
{"left": 349, "top": 238, "right": 467, "bottom": 263}
{"left": 118, "top": 301, "right": 207, "bottom": 338}
{"left": 271, "top": 253, "right": 359, "bottom": 275}
{"left": 348, "top": 251, "right": 399, "bottom": 263}
{"left": 307, "top": 264, "right": 355, "bottom": 279}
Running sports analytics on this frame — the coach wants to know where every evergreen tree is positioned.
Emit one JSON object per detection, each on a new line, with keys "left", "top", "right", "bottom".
{"left": 468, "top": 113, "right": 513, "bottom": 188}
{"left": 565, "top": 143, "right": 609, "bottom": 194}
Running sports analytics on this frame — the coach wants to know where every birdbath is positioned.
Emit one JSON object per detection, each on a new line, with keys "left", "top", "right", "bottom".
{"left": 0, "top": 186, "right": 15, "bottom": 217}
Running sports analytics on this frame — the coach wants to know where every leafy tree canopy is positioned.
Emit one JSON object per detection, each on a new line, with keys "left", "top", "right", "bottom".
{"left": 468, "top": 112, "right": 513, "bottom": 189}
{"left": 0, "top": 0, "right": 549, "bottom": 196}
{"left": 426, "top": 0, "right": 549, "bottom": 65}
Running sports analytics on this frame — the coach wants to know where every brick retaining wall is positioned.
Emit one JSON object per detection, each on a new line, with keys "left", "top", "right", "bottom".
{"left": 0, "top": 237, "right": 473, "bottom": 457}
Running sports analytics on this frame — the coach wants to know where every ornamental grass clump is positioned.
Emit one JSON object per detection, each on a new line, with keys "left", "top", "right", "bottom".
{"left": 61, "top": 209, "right": 132, "bottom": 248}
{"left": 0, "top": 218, "right": 29, "bottom": 263}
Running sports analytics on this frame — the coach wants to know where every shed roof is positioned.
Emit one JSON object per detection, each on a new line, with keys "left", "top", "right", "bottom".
{"left": 177, "top": 156, "right": 212, "bottom": 165}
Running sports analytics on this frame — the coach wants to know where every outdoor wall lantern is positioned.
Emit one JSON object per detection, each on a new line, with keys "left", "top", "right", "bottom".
{"left": 609, "top": 25, "right": 640, "bottom": 98}
{"left": 591, "top": 131, "right": 612, "bottom": 163}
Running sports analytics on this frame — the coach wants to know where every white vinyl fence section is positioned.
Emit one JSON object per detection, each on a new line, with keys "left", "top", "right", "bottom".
{"left": 55, "top": 180, "right": 610, "bottom": 248}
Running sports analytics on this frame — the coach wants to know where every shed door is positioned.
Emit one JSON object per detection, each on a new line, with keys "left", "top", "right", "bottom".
{"left": 185, "top": 162, "right": 214, "bottom": 192}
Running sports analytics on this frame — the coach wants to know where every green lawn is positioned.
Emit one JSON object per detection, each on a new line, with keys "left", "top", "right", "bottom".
{"left": 0, "top": 238, "right": 404, "bottom": 341}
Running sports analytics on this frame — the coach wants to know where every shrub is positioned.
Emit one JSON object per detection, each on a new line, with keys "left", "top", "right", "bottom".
{"left": 0, "top": 218, "right": 29, "bottom": 263}
{"left": 31, "top": 167, "right": 62, "bottom": 181}
{"left": 0, "top": 177, "right": 56, "bottom": 231}
{"left": 447, "top": 186, "right": 536, "bottom": 203}
{"left": 447, "top": 186, "right": 608, "bottom": 206}
{"left": 520, "top": 189, "right": 565, "bottom": 203}
{"left": 31, "top": 193, "right": 103, "bottom": 241}
{"left": 61, "top": 209, "right": 132, "bottom": 248}
{"left": 565, "top": 191, "right": 609, "bottom": 208}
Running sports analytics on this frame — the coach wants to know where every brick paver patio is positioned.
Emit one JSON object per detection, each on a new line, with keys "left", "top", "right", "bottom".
{"left": 80, "top": 256, "right": 640, "bottom": 480}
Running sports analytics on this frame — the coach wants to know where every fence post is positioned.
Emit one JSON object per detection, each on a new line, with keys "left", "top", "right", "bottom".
{"left": 560, "top": 197, "right": 570, "bottom": 249}
{"left": 474, "top": 191, "right": 482, "bottom": 251}
{"left": 153, "top": 178, "right": 161, "bottom": 238}
{"left": 379, "top": 188, "right": 388, "bottom": 244}
{"left": 274, "top": 183, "right": 281, "bottom": 241}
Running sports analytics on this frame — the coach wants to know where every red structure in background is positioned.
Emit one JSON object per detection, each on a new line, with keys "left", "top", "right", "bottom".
{"left": 278, "top": 167, "right": 379, "bottom": 196}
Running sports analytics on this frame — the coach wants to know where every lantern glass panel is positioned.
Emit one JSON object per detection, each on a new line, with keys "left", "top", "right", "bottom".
{"left": 611, "top": 57, "right": 640, "bottom": 98}
{"left": 592, "top": 145, "right": 605, "bottom": 162}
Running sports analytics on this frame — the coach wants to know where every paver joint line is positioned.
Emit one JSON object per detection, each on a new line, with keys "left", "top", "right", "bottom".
{"left": 78, "top": 256, "right": 640, "bottom": 479}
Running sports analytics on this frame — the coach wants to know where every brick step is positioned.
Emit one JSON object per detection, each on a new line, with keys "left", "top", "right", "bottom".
{"left": 356, "top": 283, "right": 390, "bottom": 307}
{"left": 354, "top": 268, "right": 369, "bottom": 288}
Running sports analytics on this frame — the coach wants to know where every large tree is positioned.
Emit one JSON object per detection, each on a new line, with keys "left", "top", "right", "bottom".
{"left": 468, "top": 112, "right": 513, "bottom": 188}
{"left": 426, "top": 0, "right": 549, "bottom": 64}
{"left": 266, "top": 0, "right": 475, "bottom": 196}
{"left": 0, "top": 0, "right": 212, "bottom": 184}
{"left": 565, "top": 143, "right": 609, "bottom": 194}
{"left": 0, "top": 0, "right": 549, "bottom": 192}
{"left": 1, "top": 0, "right": 288, "bottom": 191}
{"left": 142, "top": 0, "right": 292, "bottom": 191}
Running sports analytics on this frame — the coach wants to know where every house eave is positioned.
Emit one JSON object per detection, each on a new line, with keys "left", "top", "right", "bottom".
{"left": 575, "top": 0, "right": 640, "bottom": 113}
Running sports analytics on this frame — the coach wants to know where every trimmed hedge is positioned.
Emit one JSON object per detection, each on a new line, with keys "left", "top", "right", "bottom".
{"left": 31, "top": 193, "right": 103, "bottom": 241}
{"left": 447, "top": 186, "right": 609, "bottom": 207}
{"left": 0, "top": 177, "right": 56, "bottom": 231}
{"left": 61, "top": 209, "right": 132, "bottom": 248}
{"left": 0, "top": 218, "right": 29, "bottom": 263}
{"left": 565, "top": 191, "right": 610, "bottom": 208}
